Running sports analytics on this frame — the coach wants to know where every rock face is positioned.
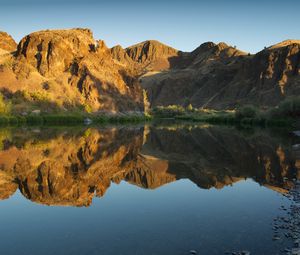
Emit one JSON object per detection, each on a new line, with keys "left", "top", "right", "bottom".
{"left": 16, "top": 29, "right": 96, "bottom": 76}
{"left": 0, "top": 28, "right": 299, "bottom": 111}
{"left": 0, "top": 32, "right": 17, "bottom": 52}
{"left": 0, "top": 28, "right": 143, "bottom": 113}
{"left": 111, "top": 40, "right": 180, "bottom": 72}
{"left": 126, "top": 40, "right": 179, "bottom": 71}
{"left": 138, "top": 40, "right": 300, "bottom": 109}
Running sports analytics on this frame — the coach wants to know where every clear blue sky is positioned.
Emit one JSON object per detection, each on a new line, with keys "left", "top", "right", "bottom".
{"left": 0, "top": 0, "right": 299, "bottom": 53}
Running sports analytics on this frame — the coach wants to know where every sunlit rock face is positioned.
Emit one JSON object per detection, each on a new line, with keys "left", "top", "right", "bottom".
{"left": 0, "top": 31, "right": 17, "bottom": 52}
{"left": 0, "top": 28, "right": 144, "bottom": 113}
{"left": 0, "top": 125, "right": 298, "bottom": 207}
{"left": 1, "top": 28, "right": 298, "bottom": 114}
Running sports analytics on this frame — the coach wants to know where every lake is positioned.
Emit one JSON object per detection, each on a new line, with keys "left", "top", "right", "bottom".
{"left": 0, "top": 123, "right": 299, "bottom": 255}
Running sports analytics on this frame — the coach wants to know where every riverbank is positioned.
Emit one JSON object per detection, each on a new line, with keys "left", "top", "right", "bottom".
{"left": 0, "top": 96, "right": 299, "bottom": 127}
{"left": 0, "top": 113, "right": 152, "bottom": 126}
{"left": 152, "top": 97, "right": 300, "bottom": 128}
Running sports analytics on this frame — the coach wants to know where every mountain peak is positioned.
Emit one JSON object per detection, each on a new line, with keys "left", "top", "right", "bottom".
{"left": 0, "top": 31, "right": 17, "bottom": 52}
{"left": 124, "top": 40, "right": 179, "bottom": 71}
{"left": 268, "top": 39, "right": 300, "bottom": 50}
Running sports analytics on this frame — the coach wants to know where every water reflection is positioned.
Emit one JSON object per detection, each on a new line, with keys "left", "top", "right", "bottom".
{"left": 0, "top": 125, "right": 299, "bottom": 207}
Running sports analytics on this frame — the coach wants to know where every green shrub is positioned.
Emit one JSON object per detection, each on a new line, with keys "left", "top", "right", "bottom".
{"left": 186, "top": 104, "right": 193, "bottom": 112}
{"left": 277, "top": 97, "right": 300, "bottom": 117}
{"left": 0, "top": 93, "right": 11, "bottom": 115}
{"left": 152, "top": 105, "right": 185, "bottom": 117}
{"left": 235, "top": 105, "right": 258, "bottom": 119}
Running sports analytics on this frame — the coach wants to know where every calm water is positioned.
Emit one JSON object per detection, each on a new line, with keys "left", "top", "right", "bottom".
{"left": 0, "top": 124, "right": 299, "bottom": 255}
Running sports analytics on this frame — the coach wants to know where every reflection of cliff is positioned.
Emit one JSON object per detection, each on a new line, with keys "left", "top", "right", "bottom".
{"left": 0, "top": 126, "right": 299, "bottom": 207}
{"left": 0, "top": 127, "right": 144, "bottom": 206}
{"left": 140, "top": 127, "right": 299, "bottom": 191}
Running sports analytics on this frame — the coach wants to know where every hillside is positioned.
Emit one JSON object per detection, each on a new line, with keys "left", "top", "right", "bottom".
{"left": 0, "top": 29, "right": 144, "bottom": 114}
{"left": 0, "top": 28, "right": 299, "bottom": 113}
{"left": 139, "top": 41, "right": 300, "bottom": 109}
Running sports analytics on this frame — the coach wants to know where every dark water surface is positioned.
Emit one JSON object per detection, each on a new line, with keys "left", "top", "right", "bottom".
{"left": 0, "top": 124, "right": 299, "bottom": 255}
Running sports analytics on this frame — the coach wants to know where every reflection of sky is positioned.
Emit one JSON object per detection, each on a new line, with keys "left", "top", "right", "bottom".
{"left": 0, "top": 179, "right": 289, "bottom": 254}
{"left": 0, "top": 0, "right": 299, "bottom": 53}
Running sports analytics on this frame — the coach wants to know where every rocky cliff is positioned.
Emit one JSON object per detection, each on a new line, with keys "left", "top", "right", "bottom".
{"left": 0, "top": 28, "right": 299, "bottom": 112}
{"left": 0, "top": 29, "right": 143, "bottom": 113}
{"left": 139, "top": 40, "right": 300, "bottom": 109}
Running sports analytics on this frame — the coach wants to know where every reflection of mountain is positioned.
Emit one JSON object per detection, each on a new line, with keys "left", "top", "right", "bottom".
{"left": 0, "top": 126, "right": 298, "bottom": 207}
{"left": 140, "top": 127, "right": 299, "bottom": 191}
{"left": 0, "top": 127, "right": 144, "bottom": 206}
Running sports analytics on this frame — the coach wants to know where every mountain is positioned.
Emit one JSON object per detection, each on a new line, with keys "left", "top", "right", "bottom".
{"left": 0, "top": 29, "right": 143, "bottom": 113}
{"left": 140, "top": 40, "right": 300, "bottom": 109}
{"left": 0, "top": 28, "right": 299, "bottom": 112}
{"left": 111, "top": 40, "right": 180, "bottom": 72}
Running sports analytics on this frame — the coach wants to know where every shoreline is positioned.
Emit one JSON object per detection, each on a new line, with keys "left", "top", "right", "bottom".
{"left": 0, "top": 113, "right": 297, "bottom": 128}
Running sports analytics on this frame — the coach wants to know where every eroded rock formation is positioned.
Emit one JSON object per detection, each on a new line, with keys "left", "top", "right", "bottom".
{"left": 139, "top": 40, "right": 300, "bottom": 109}
{"left": 0, "top": 28, "right": 299, "bottom": 111}
{"left": 0, "top": 29, "right": 143, "bottom": 113}
{"left": 0, "top": 32, "right": 17, "bottom": 52}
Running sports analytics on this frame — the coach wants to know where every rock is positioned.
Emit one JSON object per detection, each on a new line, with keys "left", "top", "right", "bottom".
{"left": 292, "top": 248, "right": 300, "bottom": 255}
{"left": 1, "top": 28, "right": 144, "bottom": 113}
{"left": 84, "top": 118, "right": 92, "bottom": 125}
{"left": 31, "top": 109, "right": 41, "bottom": 115}
{"left": 273, "top": 236, "right": 281, "bottom": 241}
{"left": 125, "top": 40, "right": 179, "bottom": 71}
{"left": 241, "top": 251, "right": 250, "bottom": 255}
{"left": 1, "top": 28, "right": 300, "bottom": 113}
{"left": 293, "top": 131, "right": 300, "bottom": 137}
{"left": 293, "top": 144, "right": 300, "bottom": 150}
{"left": 140, "top": 40, "right": 300, "bottom": 109}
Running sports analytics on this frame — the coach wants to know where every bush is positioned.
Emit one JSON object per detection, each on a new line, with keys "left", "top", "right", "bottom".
{"left": 186, "top": 104, "right": 193, "bottom": 112}
{"left": 277, "top": 97, "right": 300, "bottom": 118}
{"left": 0, "top": 93, "right": 11, "bottom": 115}
{"left": 152, "top": 105, "right": 185, "bottom": 117}
{"left": 235, "top": 105, "right": 258, "bottom": 119}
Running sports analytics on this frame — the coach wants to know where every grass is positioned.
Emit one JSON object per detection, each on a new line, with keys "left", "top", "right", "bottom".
{"left": 152, "top": 97, "right": 300, "bottom": 127}
{"left": 0, "top": 113, "right": 152, "bottom": 126}
{"left": 0, "top": 91, "right": 152, "bottom": 126}
{"left": 0, "top": 89, "right": 299, "bottom": 127}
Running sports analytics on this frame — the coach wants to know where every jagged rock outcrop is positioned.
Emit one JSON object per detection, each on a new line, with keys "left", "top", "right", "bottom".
{"left": 0, "top": 27, "right": 299, "bottom": 112}
{"left": 0, "top": 31, "right": 17, "bottom": 52}
{"left": 0, "top": 28, "right": 144, "bottom": 113}
{"left": 249, "top": 41, "right": 300, "bottom": 97}
{"left": 140, "top": 40, "right": 300, "bottom": 109}
{"left": 112, "top": 40, "right": 180, "bottom": 72}
{"left": 111, "top": 45, "right": 136, "bottom": 67}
